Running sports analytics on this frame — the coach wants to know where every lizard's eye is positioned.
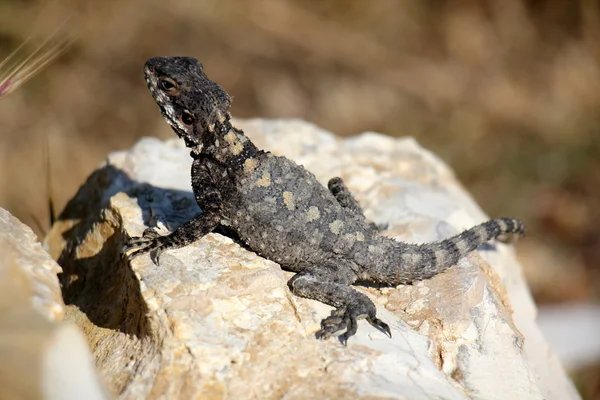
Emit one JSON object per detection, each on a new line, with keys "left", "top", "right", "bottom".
{"left": 180, "top": 111, "right": 194, "bottom": 126}
{"left": 158, "top": 78, "right": 177, "bottom": 92}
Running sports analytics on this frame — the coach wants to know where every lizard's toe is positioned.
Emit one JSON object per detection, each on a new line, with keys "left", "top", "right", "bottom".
{"left": 316, "top": 315, "right": 351, "bottom": 343}
{"left": 367, "top": 316, "right": 392, "bottom": 338}
{"left": 142, "top": 227, "right": 161, "bottom": 239}
{"left": 122, "top": 228, "right": 160, "bottom": 253}
{"left": 316, "top": 306, "right": 391, "bottom": 344}
{"left": 123, "top": 236, "right": 148, "bottom": 249}
{"left": 123, "top": 239, "right": 154, "bottom": 261}
{"left": 150, "top": 247, "right": 163, "bottom": 265}
{"left": 122, "top": 237, "right": 149, "bottom": 256}
{"left": 123, "top": 229, "right": 168, "bottom": 264}
{"left": 315, "top": 307, "right": 359, "bottom": 345}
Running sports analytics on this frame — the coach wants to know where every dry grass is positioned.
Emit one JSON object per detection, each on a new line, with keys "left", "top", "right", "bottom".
{"left": 1, "top": 0, "right": 599, "bottom": 395}
{"left": 0, "top": 24, "right": 71, "bottom": 98}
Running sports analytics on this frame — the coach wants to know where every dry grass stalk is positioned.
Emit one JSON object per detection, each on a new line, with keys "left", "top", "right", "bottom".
{"left": 0, "top": 26, "right": 71, "bottom": 99}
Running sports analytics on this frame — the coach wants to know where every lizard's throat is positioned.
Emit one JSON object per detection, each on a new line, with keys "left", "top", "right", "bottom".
{"left": 189, "top": 143, "right": 203, "bottom": 157}
{"left": 211, "top": 127, "right": 258, "bottom": 164}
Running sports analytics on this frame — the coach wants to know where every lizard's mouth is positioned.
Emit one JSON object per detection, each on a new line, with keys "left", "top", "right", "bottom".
{"left": 142, "top": 68, "right": 185, "bottom": 139}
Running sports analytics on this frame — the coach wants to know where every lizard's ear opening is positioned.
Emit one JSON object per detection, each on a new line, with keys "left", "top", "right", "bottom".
{"left": 180, "top": 111, "right": 194, "bottom": 126}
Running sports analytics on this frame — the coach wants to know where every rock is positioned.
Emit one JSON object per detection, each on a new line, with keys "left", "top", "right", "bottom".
{"left": 0, "top": 208, "right": 109, "bottom": 400}
{"left": 46, "top": 119, "right": 579, "bottom": 399}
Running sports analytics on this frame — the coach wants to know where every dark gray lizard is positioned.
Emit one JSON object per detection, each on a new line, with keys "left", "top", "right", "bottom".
{"left": 124, "top": 57, "right": 525, "bottom": 344}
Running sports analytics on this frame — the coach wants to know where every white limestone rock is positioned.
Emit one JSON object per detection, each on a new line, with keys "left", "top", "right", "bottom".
{"left": 46, "top": 119, "right": 579, "bottom": 400}
{"left": 0, "top": 208, "right": 64, "bottom": 321}
{"left": 0, "top": 208, "right": 109, "bottom": 400}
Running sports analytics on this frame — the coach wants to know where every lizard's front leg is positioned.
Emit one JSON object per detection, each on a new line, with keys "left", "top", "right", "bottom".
{"left": 124, "top": 158, "right": 222, "bottom": 263}
{"left": 123, "top": 212, "right": 221, "bottom": 263}
{"left": 288, "top": 264, "right": 391, "bottom": 345}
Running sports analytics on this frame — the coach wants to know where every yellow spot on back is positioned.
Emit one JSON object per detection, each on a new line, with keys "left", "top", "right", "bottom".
{"left": 306, "top": 206, "right": 320, "bottom": 222}
{"left": 369, "top": 245, "right": 385, "bottom": 255}
{"left": 224, "top": 130, "right": 243, "bottom": 155}
{"left": 343, "top": 233, "right": 356, "bottom": 244}
{"left": 283, "top": 191, "right": 295, "bottom": 210}
{"left": 356, "top": 232, "right": 365, "bottom": 241}
{"left": 256, "top": 172, "right": 271, "bottom": 187}
{"left": 329, "top": 220, "right": 344, "bottom": 235}
{"left": 244, "top": 158, "right": 259, "bottom": 174}
{"left": 224, "top": 131, "right": 235, "bottom": 142}
{"left": 231, "top": 143, "right": 244, "bottom": 155}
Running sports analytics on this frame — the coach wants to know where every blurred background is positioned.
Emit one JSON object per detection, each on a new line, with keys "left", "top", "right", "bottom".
{"left": 0, "top": 0, "right": 599, "bottom": 397}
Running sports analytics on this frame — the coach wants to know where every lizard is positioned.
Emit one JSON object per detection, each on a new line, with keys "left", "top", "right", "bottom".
{"left": 124, "top": 57, "right": 525, "bottom": 344}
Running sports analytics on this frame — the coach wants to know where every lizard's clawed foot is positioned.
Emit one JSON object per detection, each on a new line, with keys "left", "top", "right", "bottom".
{"left": 122, "top": 228, "right": 166, "bottom": 264}
{"left": 316, "top": 306, "right": 391, "bottom": 345}
{"left": 367, "top": 316, "right": 392, "bottom": 338}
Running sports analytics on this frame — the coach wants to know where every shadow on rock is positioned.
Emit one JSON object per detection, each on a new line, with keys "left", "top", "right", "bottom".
{"left": 48, "top": 164, "right": 202, "bottom": 338}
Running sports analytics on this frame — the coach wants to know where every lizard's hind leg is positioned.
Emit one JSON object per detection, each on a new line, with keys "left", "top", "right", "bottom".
{"left": 328, "top": 177, "right": 385, "bottom": 231}
{"left": 288, "top": 264, "right": 391, "bottom": 344}
{"left": 328, "top": 177, "right": 366, "bottom": 217}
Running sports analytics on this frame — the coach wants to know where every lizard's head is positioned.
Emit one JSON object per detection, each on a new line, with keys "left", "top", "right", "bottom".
{"left": 144, "top": 57, "right": 232, "bottom": 149}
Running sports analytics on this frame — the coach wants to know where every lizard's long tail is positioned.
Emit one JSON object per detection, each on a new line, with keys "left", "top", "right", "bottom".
{"left": 380, "top": 218, "right": 525, "bottom": 284}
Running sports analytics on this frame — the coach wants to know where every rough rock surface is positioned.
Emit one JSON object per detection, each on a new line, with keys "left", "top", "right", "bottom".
{"left": 0, "top": 208, "right": 108, "bottom": 400}
{"left": 46, "top": 119, "right": 579, "bottom": 400}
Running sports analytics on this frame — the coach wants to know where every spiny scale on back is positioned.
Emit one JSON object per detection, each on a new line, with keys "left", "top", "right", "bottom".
{"left": 126, "top": 56, "right": 526, "bottom": 344}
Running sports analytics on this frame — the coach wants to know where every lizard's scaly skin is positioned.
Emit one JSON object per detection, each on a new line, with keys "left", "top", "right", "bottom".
{"left": 124, "top": 57, "right": 525, "bottom": 344}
